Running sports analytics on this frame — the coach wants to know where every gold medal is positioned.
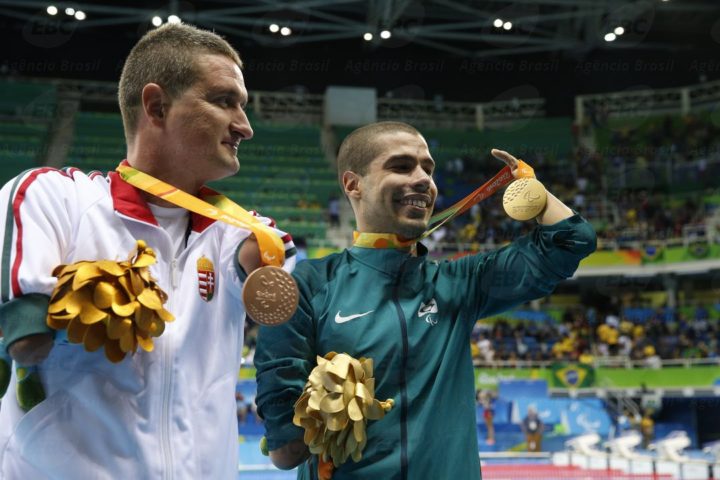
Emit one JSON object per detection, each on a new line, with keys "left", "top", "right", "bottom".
{"left": 242, "top": 266, "right": 299, "bottom": 326}
{"left": 502, "top": 178, "right": 547, "bottom": 221}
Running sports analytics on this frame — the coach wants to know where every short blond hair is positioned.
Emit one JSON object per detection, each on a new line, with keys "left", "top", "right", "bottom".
{"left": 118, "top": 23, "right": 242, "bottom": 144}
{"left": 336, "top": 121, "right": 421, "bottom": 189}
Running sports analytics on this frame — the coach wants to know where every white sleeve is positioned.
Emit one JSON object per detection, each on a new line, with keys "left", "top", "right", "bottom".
{"left": 0, "top": 168, "right": 77, "bottom": 302}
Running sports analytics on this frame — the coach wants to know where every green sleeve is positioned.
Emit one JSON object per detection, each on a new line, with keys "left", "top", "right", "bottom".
{"left": 254, "top": 264, "right": 317, "bottom": 451}
{"left": 0, "top": 294, "right": 52, "bottom": 352}
{"left": 472, "top": 213, "right": 596, "bottom": 318}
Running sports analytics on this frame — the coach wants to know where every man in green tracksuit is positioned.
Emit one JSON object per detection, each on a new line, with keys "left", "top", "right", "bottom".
{"left": 255, "top": 121, "right": 596, "bottom": 479}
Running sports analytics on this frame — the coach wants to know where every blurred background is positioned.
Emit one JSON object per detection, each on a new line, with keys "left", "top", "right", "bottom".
{"left": 1, "top": 1, "right": 720, "bottom": 478}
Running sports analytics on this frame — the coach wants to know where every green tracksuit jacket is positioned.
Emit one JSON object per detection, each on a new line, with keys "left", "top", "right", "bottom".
{"left": 255, "top": 214, "right": 596, "bottom": 480}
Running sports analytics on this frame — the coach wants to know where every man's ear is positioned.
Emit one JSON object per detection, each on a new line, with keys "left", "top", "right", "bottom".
{"left": 342, "top": 171, "right": 361, "bottom": 200}
{"left": 141, "top": 83, "right": 168, "bottom": 127}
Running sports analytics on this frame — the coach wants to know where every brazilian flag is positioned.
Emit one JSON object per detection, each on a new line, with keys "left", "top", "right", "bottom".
{"left": 641, "top": 245, "right": 664, "bottom": 264}
{"left": 551, "top": 363, "right": 595, "bottom": 388}
{"left": 688, "top": 241, "right": 710, "bottom": 259}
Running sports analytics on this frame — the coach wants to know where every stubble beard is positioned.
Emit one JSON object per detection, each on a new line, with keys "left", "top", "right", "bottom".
{"left": 396, "top": 218, "right": 428, "bottom": 240}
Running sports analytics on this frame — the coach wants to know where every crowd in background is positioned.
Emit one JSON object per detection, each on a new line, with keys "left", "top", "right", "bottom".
{"left": 240, "top": 301, "right": 720, "bottom": 367}
{"left": 427, "top": 113, "right": 719, "bottom": 250}
{"left": 470, "top": 302, "right": 720, "bottom": 365}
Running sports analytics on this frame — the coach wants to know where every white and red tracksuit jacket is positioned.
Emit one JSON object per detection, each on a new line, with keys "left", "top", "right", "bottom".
{"left": 0, "top": 164, "right": 295, "bottom": 479}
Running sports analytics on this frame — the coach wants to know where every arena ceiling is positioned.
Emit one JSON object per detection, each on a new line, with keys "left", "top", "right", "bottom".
{"left": 1, "top": 0, "right": 719, "bottom": 113}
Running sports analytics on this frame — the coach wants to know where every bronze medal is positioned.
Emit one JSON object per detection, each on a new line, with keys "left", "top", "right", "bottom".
{"left": 242, "top": 265, "right": 299, "bottom": 326}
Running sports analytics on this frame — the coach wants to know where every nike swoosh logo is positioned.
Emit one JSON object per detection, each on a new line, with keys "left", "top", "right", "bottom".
{"left": 334, "top": 310, "right": 374, "bottom": 324}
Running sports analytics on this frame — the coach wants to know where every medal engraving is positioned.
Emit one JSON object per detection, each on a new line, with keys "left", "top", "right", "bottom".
{"left": 242, "top": 266, "right": 299, "bottom": 326}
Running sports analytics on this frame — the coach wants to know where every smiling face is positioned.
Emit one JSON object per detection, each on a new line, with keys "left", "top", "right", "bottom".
{"left": 345, "top": 131, "right": 437, "bottom": 239}
{"left": 162, "top": 53, "right": 253, "bottom": 185}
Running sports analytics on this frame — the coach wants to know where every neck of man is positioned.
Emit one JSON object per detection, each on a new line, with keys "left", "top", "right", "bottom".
{"left": 127, "top": 127, "right": 206, "bottom": 189}
{"left": 126, "top": 151, "right": 203, "bottom": 207}
{"left": 143, "top": 192, "right": 182, "bottom": 209}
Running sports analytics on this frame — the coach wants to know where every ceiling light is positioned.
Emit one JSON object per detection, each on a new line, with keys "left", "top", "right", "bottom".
{"left": 503, "top": 21, "right": 512, "bottom": 30}
{"left": 74, "top": 10, "right": 86, "bottom": 20}
{"left": 269, "top": 24, "right": 279, "bottom": 33}
{"left": 65, "top": 7, "right": 75, "bottom": 15}
{"left": 614, "top": 26, "right": 625, "bottom": 35}
{"left": 604, "top": 32, "right": 617, "bottom": 42}
{"left": 363, "top": 32, "right": 373, "bottom": 41}
{"left": 167, "top": 15, "right": 181, "bottom": 24}
{"left": 493, "top": 18, "right": 503, "bottom": 28}
{"left": 380, "top": 30, "right": 391, "bottom": 39}
{"left": 152, "top": 16, "right": 162, "bottom": 26}
{"left": 46, "top": 5, "right": 58, "bottom": 15}
{"left": 280, "top": 26, "right": 292, "bottom": 36}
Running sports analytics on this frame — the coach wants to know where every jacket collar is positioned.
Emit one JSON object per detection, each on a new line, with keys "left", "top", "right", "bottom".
{"left": 109, "top": 160, "right": 216, "bottom": 233}
{"left": 348, "top": 242, "right": 429, "bottom": 275}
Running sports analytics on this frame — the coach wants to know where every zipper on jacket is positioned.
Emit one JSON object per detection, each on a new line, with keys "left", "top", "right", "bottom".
{"left": 115, "top": 212, "right": 180, "bottom": 479}
{"left": 170, "top": 259, "right": 178, "bottom": 289}
{"left": 392, "top": 261, "right": 409, "bottom": 480}
{"left": 160, "top": 257, "right": 178, "bottom": 480}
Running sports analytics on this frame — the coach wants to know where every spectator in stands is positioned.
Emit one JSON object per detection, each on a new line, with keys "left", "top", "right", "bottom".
{"left": 254, "top": 121, "right": 596, "bottom": 478}
{"left": 640, "top": 410, "right": 655, "bottom": 449}
{"left": 551, "top": 332, "right": 575, "bottom": 360}
{"left": 468, "top": 298, "right": 720, "bottom": 364}
{"left": 448, "top": 156, "right": 464, "bottom": 174}
{"left": 597, "top": 315, "right": 620, "bottom": 356}
{"left": 618, "top": 328, "right": 633, "bottom": 357}
{"left": 478, "top": 389, "right": 496, "bottom": 445}
{"left": 522, "top": 405, "right": 544, "bottom": 452}
{"left": 616, "top": 408, "right": 633, "bottom": 434}
{"left": 514, "top": 330, "right": 529, "bottom": 358}
{"left": 236, "top": 391, "right": 249, "bottom": 424}
{"left": 578, "top": 347, "right": 594, "bottom": 365}
{"left": 0, "top": 23, "right": 295, "bottom": 479}
{"left": 327, "top": 194, "right": 340, "bottom": 227}
{"left": 424, "top": 224, "right": 448, "bottom": 251}
{"left": 695, "top": 303, "right": 710, "bottom": 322}
{"left": 643, "top": 345, "right": 662, "bottom": 369}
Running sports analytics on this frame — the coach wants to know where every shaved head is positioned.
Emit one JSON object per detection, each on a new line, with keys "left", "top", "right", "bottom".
{"left": 336, "top": 121, "right": 422, "bottom": 192}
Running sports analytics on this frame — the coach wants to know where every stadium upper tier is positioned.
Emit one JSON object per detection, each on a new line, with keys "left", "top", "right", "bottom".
{"left": 0, "top": 78, "right": 718, "bottom": 250}
{"left": 66, "top": 111, "right": 334, "bottom": 239}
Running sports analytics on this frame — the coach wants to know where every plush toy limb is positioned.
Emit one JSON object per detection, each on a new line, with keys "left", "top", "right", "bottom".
{"left": 16, "top": 365, "right": 45, "bottom": 412}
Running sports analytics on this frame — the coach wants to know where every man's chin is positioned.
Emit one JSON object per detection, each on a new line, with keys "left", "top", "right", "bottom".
{"left": 211, "top": 159, "right": 240, "bottom": 180}
{"left": 397, "top": 221, "right": 428, "bottom": 240}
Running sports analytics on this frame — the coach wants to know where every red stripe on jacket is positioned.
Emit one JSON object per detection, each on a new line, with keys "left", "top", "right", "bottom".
{"left": 11, "top": 168, "right": 67, "bottom": 297}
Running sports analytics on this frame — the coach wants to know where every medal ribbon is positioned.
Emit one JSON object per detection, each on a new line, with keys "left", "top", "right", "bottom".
{"left": 353, "top": 160, "right": 535, "bottom": 249}
{"left": 116, "top": 164, "right": 284, "bottom": 267}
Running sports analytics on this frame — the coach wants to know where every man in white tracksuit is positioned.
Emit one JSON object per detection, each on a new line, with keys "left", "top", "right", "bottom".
{"left": 0, "top": 23, "right": 295, "bottom": 479}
